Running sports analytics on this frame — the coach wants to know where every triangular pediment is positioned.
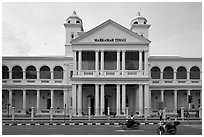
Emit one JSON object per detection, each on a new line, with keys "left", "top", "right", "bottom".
{"left": 71, "top": 19, "right": 151, "bottom": 45}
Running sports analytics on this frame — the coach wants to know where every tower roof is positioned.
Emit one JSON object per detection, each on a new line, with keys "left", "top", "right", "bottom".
{"left": 131, "top": 12, "right": 147, "bottom": 25}
{"left": 66, "top": 10, "right": 82, "bottom": 22}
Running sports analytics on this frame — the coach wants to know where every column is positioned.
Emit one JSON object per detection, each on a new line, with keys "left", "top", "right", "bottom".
{"left": 122, "top": 84, "right": 126, "bottom": 114}
{"left": 95, "top": 84, "right": 99, "bottom": 116}
{"left": 200, "top": 90, "right": 202, "bottom": 108}
{"left": 144, "top": 50, "right": 149, "bottom": 75}
{"left": 174, "top": 90, "right": 177, "bottom": 113}
{"left": 187, "top": 89, "right": 191, "bottom": 109}
{"left": 73, "top": 50, "right": 77, "bottom": 75}
{"left": 9, "top": 71, "right": 12, "bottom": 79}
{"left": 100, "top": 84, "right": 105, "bottom": 115}
{"left": 174, "top": 71, "right": 176, "bottom": 80}
{"left": 116, "top": 84, "right": 120, "bottom": 116}
{"left": 139, "top": 50, "right": 143, "bottom": 73}
{"left": 117, "top": 50, "right": 120, "bottom": 75}
{"left": 51, "top": 90, "right": 54, "bottom": 109}
{"left": 77, "top": 84, "right": 82, "bottom": 116}
{"left": 101, "top": 50, "right": 104, "bottom": 75}
{"left": 161, "top": 71, "right": 163, "bottom": 79}
{"left": 51, "top": 71, "right": 54, "bottom": 80}
{"left": 36, "top": 89, "right": 40, "bottom": 114}
{"left": 95, "top": 50, "right": 99, "bottom": 75}
{"left": 23, "top": 70, "right": 26, "bottom": 79}
{"left": 139, "top": 85, "right": 143, "bottom": 116}
{"left": 37, "top": 70, "right": 40, "bottom": 80}
{"left": 63, "top": 89, "right": 68, "bottom": 115}
{"left": 23, "top": 90, "right": 26, "bottom": 114}
{"left": 9, "top": 90, "right": 12, "bottom": 113}
{"left": 72, "top": 84, "right": 77, "bottom": 116}
{"left": 144, "top": 84, "right": 150, "bottom": 116}
{"left": 78, "top": 50, "right": 82, "bottom": 75}
{"left": 161, "top": 90, "right": 164, "bottom": 102}
{"left": 187, "top": 70, "right": 190, "bottom": 80}
{"left": 122, "top": 50, "right": 126, "bottom": 75}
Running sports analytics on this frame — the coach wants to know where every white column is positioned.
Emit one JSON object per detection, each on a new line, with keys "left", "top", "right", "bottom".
{"left": 187, "top": 70, "right": 190, "bottom": 80}
{"left": 174, "top": 71, "right": 176, "bottom": 80}
{"left": 139, "top": 85, "right": 143, "bottom": 116}
{"left": 37, "top": 89, "right": 40, "bottom": 114}
{"left": 144, "top": 50, "right": 149, "bottom": 75}
{"left": 95, "top": 50, "right": 99, "bottom": 75}
{"left": 144, "top": 84, "right": 150, "bottom": 116}
{"left": 95, "top": 84, "right": 99, "bottom": 116}
{"left": 116, "top": 84, "right": 121, "bottom": 116}
{"left": 117, "top": 50, "right": 120, "bottom": 75}
{"left": 78, "top": 50, "right": 82, "bottom": 75}
{"left": 72, "top": 84, "right": 77, "bottom": 116}
{"left": 100, "top": 84, "right": 105, "bottom": 115}
{"left": 63, "top": 89, "right": 68, "bottom": 114}
{"left": 73, "top": 50, "right": 77, "bottom": 75}
{"left": 23, "top": 90, "right": 26, "bottom": 114}
{"left": 187, "top": 89, "right": 191, "bottom": 109}
{"left": 77, "top": 84, "right": 82, "bottom": 116}
{"left": 51, "top": 90, "right": 54, "bottom": 109}
{"left": 101, "top": 50, "right": 104, "bottom": 75}
{"left": 122, "top": 84, "right": 126, "bottom": 114}
{"left": 161, "top": 90, "right": 164, "bottom": 102}
{"left": 122, "top": 50, "right": 126, "bottom": 75}
{"left": 139, "top": 51, "right": 143, "bottom": 76}
{"left": 23, "top": 70, "right": 26, "bottom": 79}
{"left": 9, "top": 90, "right": 12, "bottom": 107}
{"left": 51, "top": 71, "right": 54, "bottom": 80}
{"left": 174, "top": 90, "right": 177, "bottom": 113}
{"left": 200, "top": 90, "right": 202, "bottom": 107}
{"left": 9, "top": 71, "right": 12, "bottom": 79}
{"left": 161, "top": 71, "right": 163, "bottom": 79}
{"left": 37, "top": 70, "right": 40, "bottom": 80}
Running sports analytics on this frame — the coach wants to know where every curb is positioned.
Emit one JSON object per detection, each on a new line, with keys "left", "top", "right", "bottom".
{"left": 2, "top": 122, "right": 159, "bottom": 126}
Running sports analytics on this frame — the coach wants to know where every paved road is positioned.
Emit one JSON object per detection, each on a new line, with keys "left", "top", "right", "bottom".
{"left": 2, "top": 123, "right": 202, "bottom": 135}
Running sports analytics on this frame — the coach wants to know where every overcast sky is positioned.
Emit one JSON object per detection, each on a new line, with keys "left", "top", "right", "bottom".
{"left": 2, "top": 2, "right": 202, "bottom": 57}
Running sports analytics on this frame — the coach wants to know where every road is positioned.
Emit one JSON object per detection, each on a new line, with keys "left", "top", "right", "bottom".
{"left": 2, "top": 123, "right": 202, "bottom": 135}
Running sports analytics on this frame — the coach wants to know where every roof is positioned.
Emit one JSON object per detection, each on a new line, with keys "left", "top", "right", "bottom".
{"left": 149, "top": 56, "right": 202, "bottom": 61}
{"left": 2, "top": 56, "right": 72, "bottom": 61}
{"left": 70, "top": 19, "right": 151, "bottom": 44}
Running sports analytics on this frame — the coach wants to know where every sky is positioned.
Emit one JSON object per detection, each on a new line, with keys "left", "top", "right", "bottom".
{"left": 2, "top": 2, "right": 202, "bottom": 57}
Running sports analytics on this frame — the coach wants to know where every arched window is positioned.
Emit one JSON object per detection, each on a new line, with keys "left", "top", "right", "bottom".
{"left": 134, "top": 21, "right": 138, "bottom": 24}
{"left": 76, "top": 20, "right": 80, "bottom": 23}
{"left": 12, "top": 66, "right": 23, "bottom": 79}
{"left": 151, "top": 67, "right": 160, "bottom": 79}
{"left": 163, "top": 66, "right": 174, "bottom": 79}
{"left": 71, "top": 34, "right": 74, "bottom": 39}
{"left": 2, "top": 66, "right": 9, "bottom": 79}
{"left": 68, "top": 20, "right": 71, "bottom": 23}
{"left": 176, "top": 66, "right": 187, "bottom": 79}
{"left": 54, "top": 66, "right": 63, "bottom": 79}
{"left": 26, "top": 66, "right": 37, "bottom": 79}
{"left": 190, "top": 66, "right": 200, "bottom": 79}
{"left": 40, "top": 66, "right": 51, "bottom": 79}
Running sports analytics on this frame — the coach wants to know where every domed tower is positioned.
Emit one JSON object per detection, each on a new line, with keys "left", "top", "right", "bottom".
{"left": 130, "top": 12, "right": 151, "bottom": 40}
{"left": 64, "top": 11, "right": 84, "bottom": 56}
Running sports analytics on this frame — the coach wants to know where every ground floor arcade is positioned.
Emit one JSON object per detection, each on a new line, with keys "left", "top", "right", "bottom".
{"left": 2, "top": 85, "right": 202, "bottom": 117}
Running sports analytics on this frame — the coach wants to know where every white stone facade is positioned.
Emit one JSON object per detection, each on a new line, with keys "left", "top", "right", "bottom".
{"left": 2, "top": 11, "right": 202, "bottom": 117}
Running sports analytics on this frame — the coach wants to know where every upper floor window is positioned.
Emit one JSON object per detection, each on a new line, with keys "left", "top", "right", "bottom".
{"left": 76, "top": 20, "right": 80, "bottom": 23}
{"left": 12, "top": 66, "right": 23, "bottom": 79}
{"left": 163, "top": 66, "right": 174, "bottom": 79}
{"left": 151, "top": 67, "right": 160, "bottom": 79}
{"left": 26, "top": 66, "right": 37, "bottom": 79}
{"left": 190, "top": 66, "right": 200, "bottom": 79}
{"left": 40, "top": 66, "right": 51, "bottom": 79}
{"left": 134, "top": 21, "right": 138, "bottom": 24}
{"left": 176, "top": 66, "right": 187, "bottom": 79}
{"left": 54, "top": 66, "right": 63, "bottom": 79}
{"left": 2, "top": 66, "right": 9, "bottom": 79}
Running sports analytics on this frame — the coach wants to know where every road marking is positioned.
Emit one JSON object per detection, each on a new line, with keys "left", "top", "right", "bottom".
{"left": 116, "top": 129, "right": 144, "bottom": 132}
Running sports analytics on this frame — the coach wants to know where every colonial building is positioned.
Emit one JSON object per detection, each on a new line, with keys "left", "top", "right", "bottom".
{"left": 2, "top": 11, "right": 202, "bottom": 117}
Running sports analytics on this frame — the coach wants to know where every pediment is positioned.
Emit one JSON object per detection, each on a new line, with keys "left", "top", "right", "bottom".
{"left": 71, "top": 19, "right": 150, "bottom": 45}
